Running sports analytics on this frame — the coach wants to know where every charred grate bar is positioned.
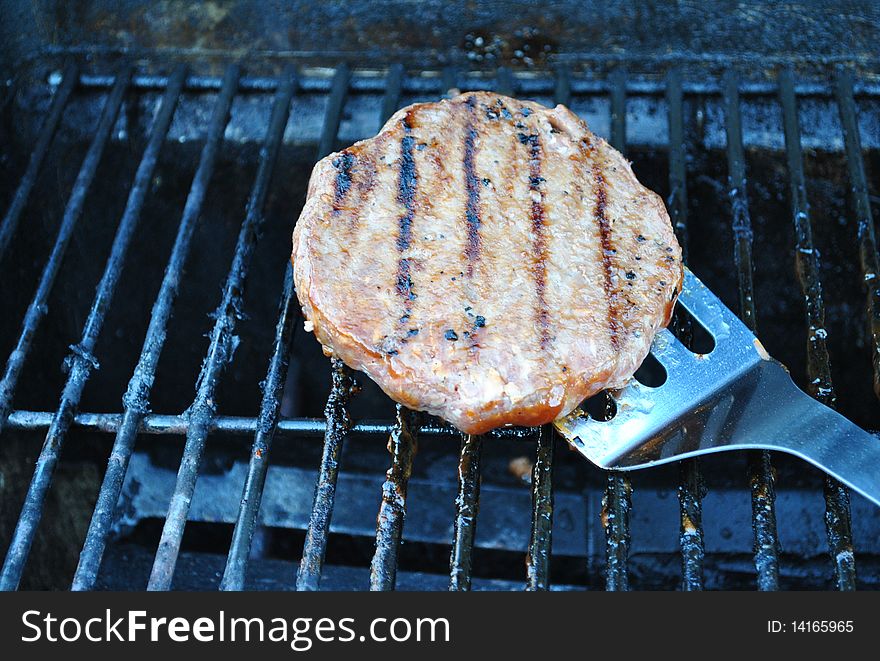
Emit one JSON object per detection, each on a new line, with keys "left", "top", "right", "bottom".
{"left": 296, "top": 65, "right": 355, "bottom": 592}
{"left": 146, "top": 66, "right": 294, "bottom": 591}
{"left": 603, "top": 68, "right": 634, "bottom": 592}
{"left": 0, "top": 62, "right": 79, "bottom": 262}
{"left": 297, "top": 359, "right": 355, "bottom": 591}
{"left": 1, "top": 64, "right": 185, "bottom": 590}
{"left": 778, "top": 69, "right": 857, "bottom": 591}
{"left": 74, "top": 71, "right": 880, "bottom": 99}
{"left": 723, "top": 71, "right": 782, "bottom": 590}
{"left": 0, "top": 67, "right": 132, "bottom": 439}
{"left": 70, "top": 65, "right": 241, "bottom": 590}
{"left": 666, "top": 67, "right": 708, "bottom": 592}
{"left": 449, "top": 433, "right": 483, "bottom": 591}
{"left": 221, "top": 265, "right": 300, "bottom": 591}
{"left": 1, "top": 60, "right": 878, "bottom": 591}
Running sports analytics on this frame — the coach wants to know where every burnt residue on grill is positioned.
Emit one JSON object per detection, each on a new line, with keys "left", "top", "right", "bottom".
{"left": 462, "top": 27, "right": 557, "bottom": 68}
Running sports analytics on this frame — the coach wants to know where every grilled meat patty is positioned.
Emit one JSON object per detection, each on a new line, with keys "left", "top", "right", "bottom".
{"left": 292, "top": 91, "right": 682, "bottom": 434}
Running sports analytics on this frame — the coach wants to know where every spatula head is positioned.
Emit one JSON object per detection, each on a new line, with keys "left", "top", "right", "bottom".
{"left": 554, "top": 268, "right": 777, "bottom": 468}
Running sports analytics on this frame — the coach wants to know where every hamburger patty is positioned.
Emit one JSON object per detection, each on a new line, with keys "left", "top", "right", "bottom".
{"left": 292, "top": 91, "right": 682, "bottom": 434}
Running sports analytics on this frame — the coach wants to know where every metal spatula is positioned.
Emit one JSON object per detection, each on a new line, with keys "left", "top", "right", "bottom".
{"left": 554, "top": 267, "right": 880, "bottom": 507}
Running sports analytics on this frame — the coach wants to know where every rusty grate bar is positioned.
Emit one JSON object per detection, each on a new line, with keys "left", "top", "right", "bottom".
{"left": 603, "top": 67, "right": 633, "bottom": 592}
{"left": 0, "top": 67, "right": 131, "bottom": 440}
{"left": 666, "top": 67, "right": 707, "bottom": 591}
{"left": 0, "top": 62, "right": 79, "bottom": 263}
{"left": 70, "top": 65, "right": 240, "bottom": 591}
{"left": 369, "top": 404, "right": 420, "bottom": 591}
{"left": 146, "top": 67, "right": 292, "bottom": 591}
{"left": 448, "top": 433, "right": 483, "bottom": 591}
{"left": 0, "top": 65, "right": 185, "bottom": 591}
{"left": 779, "top": 68, "right": 856, "bottom": 591}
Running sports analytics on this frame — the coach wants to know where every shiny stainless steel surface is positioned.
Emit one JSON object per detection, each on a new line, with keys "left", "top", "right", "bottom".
{"left": 555, "top": 268, "right": 880, "bottom": 508}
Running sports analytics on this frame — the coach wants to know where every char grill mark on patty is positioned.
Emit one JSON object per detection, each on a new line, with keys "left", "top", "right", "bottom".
{"left": 463, "top": 109, "right": 482, "bottom": 276}
{"left": 332, "top": 151, "right": 355, "bottom": 215}
{"left": 592, "top": 157, "right": 621, "bottom": 350}
{"left": 524, "top": 130, "right": 551, "bottom": 350}
{"left": 463, "top": 97, "right": 484, "bottom": 349}
{"left": 395, "top": 113, "right": 418, "bottom": 320}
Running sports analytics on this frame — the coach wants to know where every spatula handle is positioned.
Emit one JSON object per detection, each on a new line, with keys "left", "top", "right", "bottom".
{"left": 724, "top": 369, "right": 880, "bottom": 508}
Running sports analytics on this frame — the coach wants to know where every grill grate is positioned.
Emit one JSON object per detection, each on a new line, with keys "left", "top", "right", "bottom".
{"left": 1, "top": 60, "right": 879, "bottom": 590}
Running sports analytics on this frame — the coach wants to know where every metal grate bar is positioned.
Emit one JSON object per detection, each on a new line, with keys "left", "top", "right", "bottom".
{"left": 724, "top": 72, "right": 758, "bottom": 331}
{"left": 147, "top": 67, "right": 293, "bottom": 591}
{"left": 220, "top": 266, "right": 299, "bottom": 591}
{"left": 70, "top": 65, "right": 240, "bottom": 591}
{"left": 316, "top": 65, "right": 351, "bottom": 162}
{"left": 778, "top": 69, "right": 857, "bottom": 591}
{"left": 0, "top": 67, "right": 131, "bottom": 438}
{"left": 369, "top": 404, "right": 420, "bottom": 591}
{"left": 442, "top": 67, "right": 457, "bottom": 96}
{"left": 522, "top": 66, "right": 573, "bottom": 592}
{"left": 296, "top": 359, "right": 355, "bottom": 591}
{"left": 75, "top": 70, "right": 880, "bottom": 99}
{"left": 0, "top": 65, "right": 185, "bottom": 591}
{"left": 723, "top": 70, "right": 781, "bottom": 591}
{"left": 834, "top": 68, "right": 880, "bottom": 402}
{"left": 448, "top": 433, "right": 482, "bottom": 591}
{"left": 7, "top": 409, "right": 534, "bottom": 439}
{"left": 666, "top": 68, "right": 690, "bottom": 262}
{"left": 296, "top": 66, "right": 358, "bottom": 591}
{"left": 380, "top": 63, "right": 404, "bottom": 124}
{"left": 496, "top": 66, "right": 514, "bottom": 97}
{"left": 368, "top": 67, "right": 423, "bottom": 592}
{"left": 603, "top": 67, "right": 633, "bottom": 592}
{"left": 554, "top": 65, "right": 571, "bottom": 109}
{"left": 666, "top": 67, "right": 707, "bottom": 591}
{"left": 0, "top": 62, "right": 79, "bottom": 262}
{"left": 526, "top": 426, "right": 555, "bottom": 591}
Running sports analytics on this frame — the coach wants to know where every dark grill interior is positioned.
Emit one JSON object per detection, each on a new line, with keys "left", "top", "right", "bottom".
{"left": 2, "top": 4, "right": 880, "bottom": 590}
